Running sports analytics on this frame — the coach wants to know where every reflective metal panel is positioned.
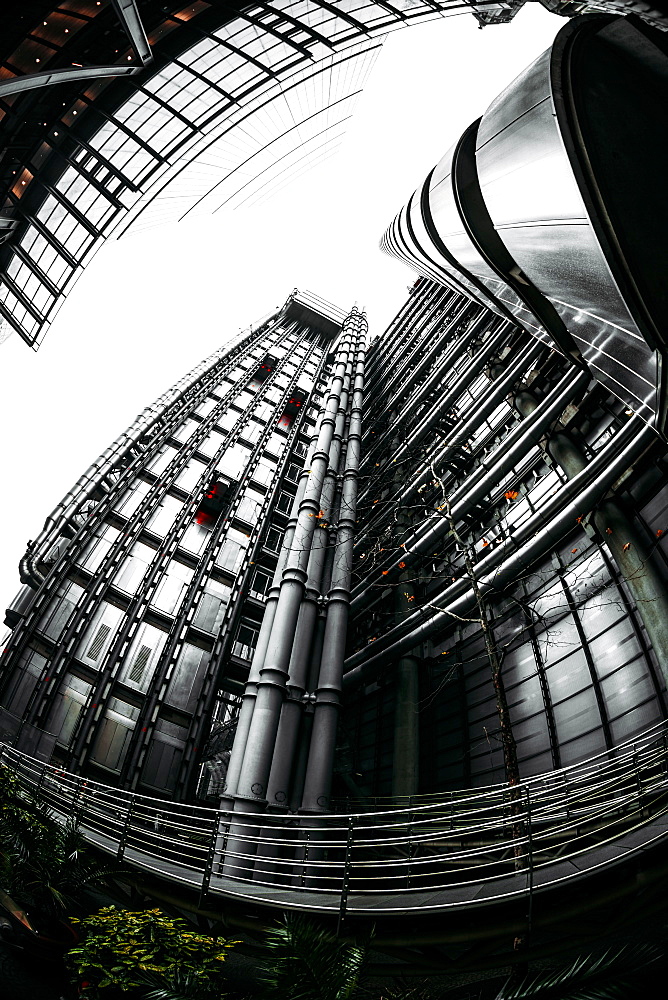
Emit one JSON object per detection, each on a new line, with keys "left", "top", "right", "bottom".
{"left": 407, "top": 188, "right": 501, "bottom": 312}
{"left": 476, "top": 46, "right": 659, "bottom": 423}
{"left": 427, "top": 143, "right": 532, "bottom": 326}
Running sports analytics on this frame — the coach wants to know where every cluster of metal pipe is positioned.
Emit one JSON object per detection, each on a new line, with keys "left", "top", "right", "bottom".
{"left": 344, "top": 413, "right": 658, "bottom": 687}
{"left": 222, "top": 307, "right": 367, "bottom": 872}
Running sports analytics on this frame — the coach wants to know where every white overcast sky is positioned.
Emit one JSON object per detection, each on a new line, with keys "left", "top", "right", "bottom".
{"left": 0, "top": 5, "right": 562, "bottom": 620}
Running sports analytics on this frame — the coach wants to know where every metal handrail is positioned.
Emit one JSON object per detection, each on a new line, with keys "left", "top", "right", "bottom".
{"left": 2, "top": 721, "right": 667, "bottom": 914}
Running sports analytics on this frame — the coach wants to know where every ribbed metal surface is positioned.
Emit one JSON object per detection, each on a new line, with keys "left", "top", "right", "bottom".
{"left": 381, "top": 13, "right": 668, "bottom": 430}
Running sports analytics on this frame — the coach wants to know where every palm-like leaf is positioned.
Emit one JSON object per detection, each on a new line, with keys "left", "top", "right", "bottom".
{"left": 139, "top": 967, "right": 226, "bottom": 1000}
{"left": 257, "top": 913, "right": 370, "bottom": 1000}
{"left": 2, "top": 787, "right": 125, "bottom": 916}
{"left": 369, "top": 979, "right": 447, "bottom": 999}
{"left": 497, "top": 942, "right": 662, "bottom": 1000}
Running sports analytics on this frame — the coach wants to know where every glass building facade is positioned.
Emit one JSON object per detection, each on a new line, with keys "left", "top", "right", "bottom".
{"left": 1, "top": 273, "right": 667, "bottom": 963}
{"left": 3, "top": 272, "right": 668, "bottom": 802}
{"left": 344, "top": 277, "right": 668, "bottom": 797}
{"left": 1, "top": 290, "right": 349, "bottom": 799}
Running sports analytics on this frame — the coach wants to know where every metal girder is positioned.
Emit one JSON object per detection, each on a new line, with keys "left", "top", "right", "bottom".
{"left": 111, "top": 0, "right": 154, "bottom": 65}
{"left": 0, "top": 1, "right": 152, "bottom": 100}
{"left": 0, "top": 64, "right": 140, "bottom": 99}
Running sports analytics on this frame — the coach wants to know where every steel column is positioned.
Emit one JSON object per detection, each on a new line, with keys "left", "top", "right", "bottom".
{"left": 222, "top": 422, "right": 321, "bottom": 801}
{"left": 222, "top": 311, "right": 363, "bottom": 873}
{"left": 233, "top": 314, "right": 358, "bottom": 806}
{"left": 263, "top": 337, "right": 356, "bottom": 809}
{"left": 301, "top": 316, "right": 366, "bottom": 813}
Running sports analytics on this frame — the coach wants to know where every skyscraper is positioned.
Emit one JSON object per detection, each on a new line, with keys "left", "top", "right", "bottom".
{"left": 1, "top": 289, "right": 355, "bottom": 801}
{"left": 360, "top": 8, "right": 668, "bottom": 796}
{"left": 345, "top": 277, "right": 667, "bottom": 796}
{"left": 2, "top": 269, "right": 667, "bottom": 968}
{"left": 1, "top": 3, "right": 668, "bottom": 980}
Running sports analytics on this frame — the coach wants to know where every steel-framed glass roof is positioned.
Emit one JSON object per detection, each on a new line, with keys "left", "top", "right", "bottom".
{"left": 0, "top": 0, "right": 531, "bottom": 349}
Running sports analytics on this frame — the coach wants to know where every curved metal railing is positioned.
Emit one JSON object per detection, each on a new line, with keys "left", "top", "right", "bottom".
{"left": 2, "top": 722, "right": 667, "bottom": 916}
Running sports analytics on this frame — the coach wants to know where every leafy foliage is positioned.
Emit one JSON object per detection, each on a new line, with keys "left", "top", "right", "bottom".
{"left": 496, "top": 942, "right": 663, "bottom": 1000}
{"left": 370, "top": 981, "right": 448, "bottom": 999}
{"left": 139, "top": 965, "right": 242, "bottom": 1000}
{"left": 0, "top": 763, "right": 49, "bottom": 844}
{"left": 0, "top": 763, "right": 120, "bottom": 916}
{"left": 67, "top": 906, "right": 238, "bottom": 997}
{"left": 257, "top": 913, "right": 369, "bottom": 1000}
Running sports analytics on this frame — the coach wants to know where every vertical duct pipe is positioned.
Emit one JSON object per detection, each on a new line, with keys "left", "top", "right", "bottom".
{"left": 222, "top": 420, "right": 322, "bottom": 802}
{"left": 300, "top": 315, "right": 367, "bottom": 813}
{"left": 222, "top": 310, "right": 362, "bottom": 874}
{"left": 263, "top": 342, "right": 355, "bottom": 810}
{"left": 289, "top": 609, "right": 327, "bottom": 813}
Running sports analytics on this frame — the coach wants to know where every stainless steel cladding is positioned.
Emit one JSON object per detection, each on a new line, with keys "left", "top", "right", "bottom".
{"left": 382, "top": 13, "right": 668, "bottom": 433}
{"left": 427, "top": 140, "right": 549, "bottom": 337}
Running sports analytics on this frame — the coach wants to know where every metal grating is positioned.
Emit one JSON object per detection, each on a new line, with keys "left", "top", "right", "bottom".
{"left": 129, "top": 644, "right": 152, "bottom": 683}
{"left": 85, "top": 623, "right": 110, "bottom": 661}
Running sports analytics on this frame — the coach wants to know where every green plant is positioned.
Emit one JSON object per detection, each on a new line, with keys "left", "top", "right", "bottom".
{"left": 67, "top": 906, "right": 238, "bottom": 997}
{"left": 257, "top": 913, "right": 370, "bottom": 1000}
{"left": 495, "top": 942, "right": 663, "bottom": 1000}
{"left": 372, "top": 983, "right": 447, "bottom": 1000}
{"left": 0, "top": 763, "right": 50, "bottom": 844}
{"left": 139, "top": 967, "right": 229, "bottom": 1000}
{"left": 0, "top": 764, "right": 121, "bottom": 916}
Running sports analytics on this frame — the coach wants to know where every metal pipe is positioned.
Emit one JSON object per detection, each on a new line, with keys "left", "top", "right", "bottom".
{"left": 289, "top": 609, "right": 327, "bottom": 813}
{"left": 364, "top": 285, "right": 436, "bottom": 390}
{"left": 363, "top": 306, "right": 494, "bottom": 470}
{"left": 367, "top": 295, "right": 466, "bottom": 425}
{"left": 301, "top": 322, "right": 366, "bottom": 813}
{"left": 222, "top": 424, "right": 321, "bottom": 802}
{"left": 400, "top": 337, "right": 544, "bottom": 500}
{"left": 351, "top": 367, "right": 591, "bottom": 610}
{"left": 263, "top": 347, "right": 355, "bottom": 809}
{"left": 356, "top": 336, "right": 542, "bottom": 566}
{"left": 253, "top": 375, "right": 357, "bottom": 882}
{"left": 229, "top": 312, "right": 360, "bottom": 814}
{"left": 389, "top": 325, "right": 511, "bottom": 468}
{"left": 344, "top": 418, "right": 655, "bottom": 687}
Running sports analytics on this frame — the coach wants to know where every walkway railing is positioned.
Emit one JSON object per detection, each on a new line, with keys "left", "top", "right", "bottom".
{"left": 2, "top": 722, "right": 667, "bottom": 916}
